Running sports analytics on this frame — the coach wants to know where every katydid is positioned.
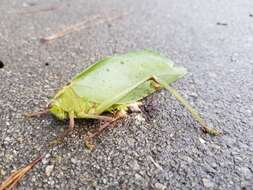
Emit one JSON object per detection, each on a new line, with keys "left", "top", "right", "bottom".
{"left": 29, "top": 50, "right": 221, "bottom": 138}
{"left": 0, "top": 50, "right": 221, "bottom": 190}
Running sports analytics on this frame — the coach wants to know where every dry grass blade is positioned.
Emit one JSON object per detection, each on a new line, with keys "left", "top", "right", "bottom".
{"left": 0, "top": 156, "right": 43, "bottom": 190}
{"left": 40, "top": 14, "right": 101, "bottom": 43}
{"left": 24, "top": 6, "right": 60, "bottom": 14}
{"left": 14, "top": 5, "right": 62, "bottom": 15}
{"left": 40, "top": 12, "right": 127, "bottom": 43}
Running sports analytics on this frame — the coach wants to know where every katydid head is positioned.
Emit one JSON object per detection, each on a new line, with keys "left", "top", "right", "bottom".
{"left": 48, "top": 101, "right": 68, "bottom": 120}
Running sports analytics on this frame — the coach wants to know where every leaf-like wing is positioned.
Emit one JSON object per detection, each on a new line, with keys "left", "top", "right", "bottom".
{"left": 71, "top": 50, "right": 187, "bottom": 105}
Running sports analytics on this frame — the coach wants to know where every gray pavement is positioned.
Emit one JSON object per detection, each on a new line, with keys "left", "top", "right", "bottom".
{"left": 0, "top": 0, "right": 253, "bottom": 189}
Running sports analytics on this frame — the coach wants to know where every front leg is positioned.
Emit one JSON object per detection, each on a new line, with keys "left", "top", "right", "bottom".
{"left": 60, "top": 112, "right": 75, "bottom": 137}
{"left": 69, "top": 113, "right": 75, "bottom": 129}
{"left": 24, "top": 109, "right": 49, "bottom": 117}
{"left": 51, "top": 112, "right": 75, "bottom": 144}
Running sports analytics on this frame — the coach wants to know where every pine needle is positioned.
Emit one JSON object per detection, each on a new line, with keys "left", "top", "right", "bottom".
{"left": 0, "top": 156, "right": 43, "bottom": 190}
{"left": 40, "top": 12, "right": 127, "bottom": 43}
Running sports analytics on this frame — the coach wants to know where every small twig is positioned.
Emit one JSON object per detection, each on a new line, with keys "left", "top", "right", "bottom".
{"left": 40, "top": 12, "right": 127, "bottom": 43}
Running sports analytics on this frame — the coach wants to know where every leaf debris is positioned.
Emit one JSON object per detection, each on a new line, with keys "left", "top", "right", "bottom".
{"left": 40, "top": 12, "right": 128, "bottom": 43}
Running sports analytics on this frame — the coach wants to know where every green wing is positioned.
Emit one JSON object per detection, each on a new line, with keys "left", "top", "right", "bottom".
{"left": 70, "top": 50, "right": 187, "bottom": 112}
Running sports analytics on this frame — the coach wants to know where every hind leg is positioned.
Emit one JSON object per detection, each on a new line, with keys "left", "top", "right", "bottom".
{"left": 84, "top": 110, "right": 127, "bottom": 149}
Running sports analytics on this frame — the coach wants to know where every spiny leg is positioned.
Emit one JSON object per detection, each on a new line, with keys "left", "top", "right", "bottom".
{"left": 49, "top": 113, "right": 75, "bottom": 146}
{"left": 164, "top": 85, "right": 222, "bottom": 135}
{"left": 87, "top": 110, "right": 127, "bottom": 138}
{"left": 152, "top": 75, "right": 222, "bottom": 136}
{"left": 55, "top": 113, "right": 75, "bottom": 141}
{"left": 80, "top": 114, "right": 114, "bottom": 122}
{"left": 24, "top": 109, "right": 49, "bottom": 117}
{"left": 84, "top": 110, "right": 127, "bottom": 149}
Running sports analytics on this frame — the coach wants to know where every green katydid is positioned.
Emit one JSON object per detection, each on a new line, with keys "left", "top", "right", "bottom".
{"left": 29, "top": 50, "right": 221, "bottom": 139}
{"left": 0, "top": 50, "right": 221, "bottom": 190}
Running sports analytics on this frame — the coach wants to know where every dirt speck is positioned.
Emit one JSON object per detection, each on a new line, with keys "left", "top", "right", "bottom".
{"left": 0, "top": 60, "right": 4, "bottom": 69}
{"left": 216, "top": 22, "right": 228, "bottom": 26}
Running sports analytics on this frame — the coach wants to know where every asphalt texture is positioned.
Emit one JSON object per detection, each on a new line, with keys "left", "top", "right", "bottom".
{"left": 1, "top": 0, "right": 253, "bottom": 189}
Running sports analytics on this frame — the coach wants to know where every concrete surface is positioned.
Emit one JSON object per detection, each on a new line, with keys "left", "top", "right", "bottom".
{"left": 0, "top": 0, "right": 253, "bottom": 189}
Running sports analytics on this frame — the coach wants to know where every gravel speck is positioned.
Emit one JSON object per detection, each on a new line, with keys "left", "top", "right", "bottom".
{"left": 128, "top": 160, "right": 140, "bottom": 170}
{"left": 135, "top": 173, "right": 144, "bottom": 181}
{"left": 154, "top": 182, "right": 167, "bottom": 190}
{"left": 199, "top": 137, "right": 206, "bottom": 144}
{"left": 240, "top": 167, "right": 252, "bottom": 179}
{"left": 202, "top": 178, "right": 215, "bottom": 188}
{"left": 70, "top": 158, "right": 78, "bottom": 164}
{"left": 45, "top": 165, "right": 54, "bottom": 177}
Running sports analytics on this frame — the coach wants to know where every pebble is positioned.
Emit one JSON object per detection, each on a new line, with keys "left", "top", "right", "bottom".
{"left": 135, "top": 173, "right": 143, "bottom": 181}
{"left": 4, "top": 137, "right": 11, "bottom": 143}
{"left": 231, "top": 53, "right": 239, "bottom": 62}
{"left": 0, "top": 169, "right": 6, "bottom": 176}
{"left": 245, "top": 109, "right": 252, "bottom": 116}
{"left": 42, "top": 158, "right": 49, "bottom": 165}
{"left": 45, "top": 154, "right": 51, "bottom": 159}
{"left": 189, "top": 92, "right": 198, "bottom": 98}
{"left": 45, "top": 165, "right": 54, "bottom": 177}
{"left": 135, "top": 114, "right": 146, "bottom": 125}
{"left": 184, "top": 156, "right": 193, "bottom": 164}
{"left": 199, "top": 137, "right": 206, "bottom": 144}
{"left": 154, "top": 182, "right": 167, "bottom": 190}
{"left": 22, "top": 3, "right": 29, "bottom": 7}
{"left": 129, "top": 160, "right": 140, "bottom": 170}
{"left": 208, "top": 72, "right": 217, "bottom": 78}
{"left": 202, "top": 178, "right": 214, "bottom": 188}
{"left": 240, "top": 167, "right": 252, "bottom": 179}
{"left": 71, "top": 158, "right": 78, "bottom": 164}
{"left": 48, "top": 179, "right": 55, "bottom": 186}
